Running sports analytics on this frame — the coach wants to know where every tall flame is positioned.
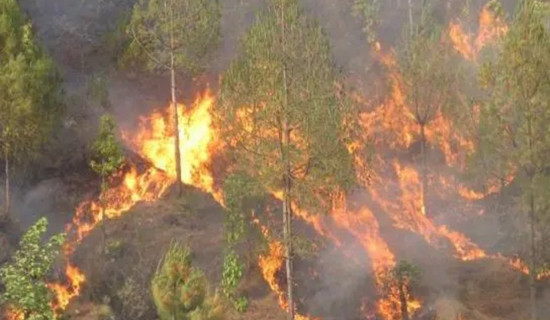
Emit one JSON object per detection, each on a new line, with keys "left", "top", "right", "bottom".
{"left": 48, "top": 90, "right": 218, "bottom": 312}
{"left": 36, "top": 5, "right": 532, "bottom": 318}
{"left": 253, "top": 215, "right": 318, "bottom": 320}
{"left": 125, "top": 90, "right": 219, "bottom": 197}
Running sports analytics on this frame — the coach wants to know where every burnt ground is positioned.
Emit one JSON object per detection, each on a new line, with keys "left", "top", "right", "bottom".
{"left": 3, "top": 0, "right": 550, "bottom": 319}
{"left": 61, "top": 184, "right": 286, "bottom": 320}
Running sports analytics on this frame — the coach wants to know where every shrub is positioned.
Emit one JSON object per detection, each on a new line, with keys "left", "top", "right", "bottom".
{"left": 151, "top": 242, "right": 224, "bottom": 320}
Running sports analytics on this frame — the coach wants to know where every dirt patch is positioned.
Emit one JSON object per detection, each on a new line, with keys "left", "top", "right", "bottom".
{"left": 64, "top": 187, "right": 285, "bottom": 320}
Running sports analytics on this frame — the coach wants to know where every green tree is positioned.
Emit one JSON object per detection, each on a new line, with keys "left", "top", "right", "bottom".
{"left": 398, "top": 8, "right": 463, "bottom": 217}
{"left": 474, "top": 1, "right": 550, "bottom": 319}
{"left": 90, "top": 114, "right": 125, "bottom": 252}
{"left": 123, "top": 0, "right": 221, "bottom": 196}
{"left": 151, "top": 242, "right": 224, "bottom": 320}
{"left": 0, "top": 217, "right": 64, "bottom": 320}
{"left": 352, "top": 0, "right": 380, "bottom": 43}
{"left": 217, "top": 1, "right": 357, "bottom": 318}
{"left": 221, "top": 250, "right": 247, "bottom": 313}
{"left": 0, "top": 0, "right": 63, "bottom": 221}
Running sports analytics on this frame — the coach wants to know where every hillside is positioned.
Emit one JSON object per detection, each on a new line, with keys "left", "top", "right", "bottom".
{"left": 2, "top": 0, "right": 550, "bottom": 320}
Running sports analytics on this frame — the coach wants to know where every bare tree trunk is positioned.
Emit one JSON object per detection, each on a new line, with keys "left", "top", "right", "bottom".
{"left": 525, "top": 115, "right": 537, "bottom": 320}
{"left": 529, "top": 188, "right": 537, "bottom": 320}
{"left": 283, "top": 166, "right": 294, "bottom": 320}
{"left": 3, "top": 155, "right": 9, "bottom": 221}
{"left": 281, "top": 2, "right": 294, "bottom": 319}
{"left": 408, "top": 0, "right": 414, "bottom": 35}
{"left": 419, "top": 123, "right": 428, "bottom": 217}
{"left": 101, "top": 172, "right": 107, "bottom": 254}
{"left": 398, "top": 279, "right": 410, "bottom": 320}
{"left": 169, "top": 3, "right": 182, "bottom": 197}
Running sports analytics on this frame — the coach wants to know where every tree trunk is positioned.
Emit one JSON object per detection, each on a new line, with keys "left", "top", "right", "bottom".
{"left": 398, "top": 279, "right": 410, "bottom": 320}
{"left": 283, "top": 169, "right": 294, "bottom": 320}
{"left": 169, "top": 3, "right": 183, "bottom": 197}
{"left": 281, "top": 2, "right": 294, "bottom": 319}
{"left": 526, "top": 115, "right": 536, "bottom": 320}
{"left": 419, "top": 123, "right": 428, "bottom": 217}
{"left": 3, "top": 155, "right": 9, "bottom": 221}
{"left": 529, "top": 188, "right": 537, "bottom": 320}
{"left": 101, "top": 173, "right": 107, "bottom": 254}
{"left": 408, "top": 0, "right": 414, "bottom": 35}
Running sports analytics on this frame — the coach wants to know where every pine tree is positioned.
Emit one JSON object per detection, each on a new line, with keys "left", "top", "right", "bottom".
{"left": 90, "top": 114, "right": 125, "bottom": 252}
{"left": 0, "top": 0, "right": 63, "bottom": 221}
{"left": 123, "top": 0, "right": 221, "bottom": 196}
{"left": 474, "top": 1, "right": 550, "bottom": 318}
{"left": 151, "top": 243, "right": 224, "bottom": 320}
{"left": 217, "top": 1, "right": 357, "bottom": 318}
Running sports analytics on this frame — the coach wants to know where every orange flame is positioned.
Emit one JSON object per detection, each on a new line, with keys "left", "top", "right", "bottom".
{"left": 448, "top": 3, "right": 508, "bottom": 61}
{"left": 48, "top": 90, "right": 219, "bottom": 312}
{"left": 2, "top": 306, "right": 24, "bottom": 320}
{"left": 48, "top": 265, "right": 87, "bottom": 311}
{"left": 125, "top": 90, "right": 220, "bottom": 200}
{"left": 253, "top": 215, "right": 318, "bottom": 320}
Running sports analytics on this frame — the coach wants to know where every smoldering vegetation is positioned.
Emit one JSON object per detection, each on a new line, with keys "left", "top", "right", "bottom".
{"left": 3, "top": 0, "right": 550, "bottom": 320}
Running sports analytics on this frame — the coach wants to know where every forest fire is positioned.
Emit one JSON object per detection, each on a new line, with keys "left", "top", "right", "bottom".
{"left": 48, "top": 265, "right": 86, "bottom": 311}
{"left": 125, "top": 90, "right": 220, "bottom": 200}
{"left": 38, "top": 5, "right": 533, "bottom": 318}
{"left": 47, "top": 90, "right": 219, "bottom": 311}
{"left": 253, "top": 215, "right": 318, "bottom": 320}
{"left": 3, "top": 306, "right": 23, "bottom": 320}
{"left": 448, "top": 3, "right": 508, "bottom": 60}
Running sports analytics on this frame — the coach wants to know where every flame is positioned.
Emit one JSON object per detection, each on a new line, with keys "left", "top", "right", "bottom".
{"left": 254, "top": 215, "right": 318, "bottom": 320}
{"left": 125, "top": 90, "right": 221, "bottom": 200}
{"left": 35, "top": 5, "right": 522, "bottom": 316}
{"left": 2, "top": 306, "right": 23, "bottom": 320}
{"left": 448, "top": 3, "right": 509, "bottom": 61}
{"left": 449, "top": 22, "right": 475, "bottom": 60}
{"left": 475, "top": 4, "right": 508, "bottom": 49}
{"left": 47, "top": 265, "right": 87, "bottom": 311}
{"left": 48, "top": 90, "right": 218, "bottom": 312}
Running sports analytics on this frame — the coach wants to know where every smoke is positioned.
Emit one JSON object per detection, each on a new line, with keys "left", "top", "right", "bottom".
{"left": 6, "top": 0, "right": 533, "bottom": 319}
{"left": 305, "top": 239, "right": 374, "bottom": 319}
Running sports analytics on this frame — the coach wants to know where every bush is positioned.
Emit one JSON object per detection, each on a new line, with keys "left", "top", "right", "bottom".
{"left": 221, "top": 250, "right": 248, "bottom": 313}
{"left": 151, "top": 242, "right": 224, "bottom": 320}
{"left": 0, "top": 217, "right": 64, "bottom": 319}
{"left": 116, "top": 277, "right": 148, "bottom": 320}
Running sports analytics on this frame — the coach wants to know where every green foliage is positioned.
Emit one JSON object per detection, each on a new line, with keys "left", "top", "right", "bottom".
{"left": 122, "top": 0, "right": 221, "bottom": 75}
{"left": 90, "top": 114, "right": 125, "bottom": 182}
{"left": 221, "top": 250, "right": 247, "bottom": 313}
{"left": 151, "top": 242, "right": 224, "bottom": 320}
{"left": 398, "top": 16, "right": 464, "bottom": 128}
{"left": 473, "top": 0, "right": 550, "bottom": 274}
{"left": 105, "top": 238, "right": 124, "bottom": 257}
{"left": 0, "top": 217, "right": 65, "bottom": 320}
{"left": 380, "top": 260, "right": 421, "bottom": 293}
{"left": 352, "top": 0, "right": 380, "bottom": 43}
{"left": 218, "top": 0, "right": 357, "bottom": 216}
{"left": 392, "top": 260, "right": 421, "bottom": 286}
{"left": 223, "top": 172, "right": 265, "bottom": 245}
{"left": 0, "top": 0, "right": 63, "bottom": 163}
{"left": 475, "top": 0, "right": 550, "bottom": 194}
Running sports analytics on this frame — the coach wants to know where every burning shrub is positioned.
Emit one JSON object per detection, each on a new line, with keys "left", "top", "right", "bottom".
{"left": 151, "top": 242, "right": 224, "bottom": 320}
